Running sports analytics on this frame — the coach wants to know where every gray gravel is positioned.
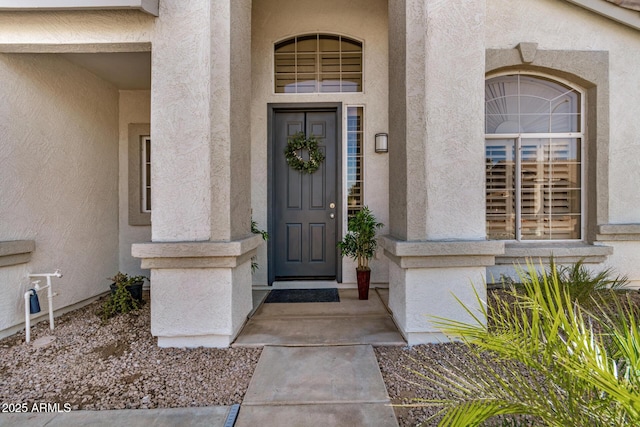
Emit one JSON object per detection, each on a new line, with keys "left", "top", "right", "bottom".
{"left": 5, "top": 289, "right": 609, "bottom": 426}
{"left": 0, "top": 294, "right": 261, "bottom": 411}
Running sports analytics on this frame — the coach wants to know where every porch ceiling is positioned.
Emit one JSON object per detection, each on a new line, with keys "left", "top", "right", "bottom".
{"left": 61, "top": 51, "right": 151, "bottom": 90}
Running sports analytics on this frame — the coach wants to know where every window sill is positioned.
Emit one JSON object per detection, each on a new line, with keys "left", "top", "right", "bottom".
{"left": 597, "top": 224, "right": 640, "bottom": 241}
{"left": 0, "top": 240, "right": 35, "bottom": 268}
{"left": 495, "top": 242, "right": 612, "bottom": 265}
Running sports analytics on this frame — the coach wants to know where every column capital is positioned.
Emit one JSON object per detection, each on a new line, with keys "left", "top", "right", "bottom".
{"left": 380, "top": 235, "right": 503, "bottom": 269}
{"left": 132, "top": 234, "right": 263, "bottom": 269}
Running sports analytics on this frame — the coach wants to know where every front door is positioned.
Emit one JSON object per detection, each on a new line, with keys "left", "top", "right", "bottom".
{"left": 271, "top": 107, "right": 340, "bottom": 282}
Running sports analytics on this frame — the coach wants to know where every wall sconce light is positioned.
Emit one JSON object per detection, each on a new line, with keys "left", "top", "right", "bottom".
{"left": 375, "top": 133, "right": 388, "bottom": 153}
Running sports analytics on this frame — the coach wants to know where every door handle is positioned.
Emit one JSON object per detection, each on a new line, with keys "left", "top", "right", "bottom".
{"left": 329, "top": 213, "right": 335, "bottom": 219}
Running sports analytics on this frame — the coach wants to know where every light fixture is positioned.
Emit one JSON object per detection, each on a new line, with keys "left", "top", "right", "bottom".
{"left": 375, "top": 133, "right": 388, "bottom": 153}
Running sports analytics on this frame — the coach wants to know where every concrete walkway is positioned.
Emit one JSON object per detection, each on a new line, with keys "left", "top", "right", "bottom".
{"left": 236, "top": 345, "right": 398, "bottom": 426}
{"left": 1, "top": 288, "right": 404, "bottom": 426}
{"left": 232, "top": 288, "right": 402, "bottom": 426}
{"left": 0, "top": 406, "right": 233, "bottom": 426}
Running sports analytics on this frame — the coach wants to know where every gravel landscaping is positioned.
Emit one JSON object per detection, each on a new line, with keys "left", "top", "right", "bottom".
{"left": 0, "top": 291, "right": 464, "bottom": 425}
{"left": 0, "top": 294, "right": 261, "bottom": 411}
{"left": 2, "top": 289, "right": 638, "bottom": 426}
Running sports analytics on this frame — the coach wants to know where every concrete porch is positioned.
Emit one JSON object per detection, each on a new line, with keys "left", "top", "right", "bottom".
{"left": 233, "top": 288, "right": 406, "bottom": 347}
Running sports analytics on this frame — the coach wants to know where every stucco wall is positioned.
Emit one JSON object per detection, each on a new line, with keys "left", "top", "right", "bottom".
{"left": 0, "top": 10, "right": 154, "bottom": 48}
{"left": 118, "top": 90, "right": 151, "bottom": 277}
{"left": 0, "top": 53, "right": 119, "bottom": 336}
{"left": 487, "top": 0, "right": 640, "bottom": 284}
{"left": 251, "top": 0, "right": 390, "bottom": 286}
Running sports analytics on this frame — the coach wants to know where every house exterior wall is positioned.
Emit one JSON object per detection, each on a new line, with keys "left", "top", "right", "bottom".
{"left": 1, "top": 0, "right": 638, "bottom": 346}
{"left": 0, "top": 9, "right": 152, "bottom": 337}
{"left": 251, "top": 0, "right": 390, "bottom": 286}
{"left": 0, "top": 9, "right": 154, "bottom": 48}
{"left": 487, "top": 0, "right": 640, "bottom": 286}
{"left": 0, "top": 53, "right": 119, "bottom": 337}
{"left": 118, "top": 90, "right": 150, "bottom": 278}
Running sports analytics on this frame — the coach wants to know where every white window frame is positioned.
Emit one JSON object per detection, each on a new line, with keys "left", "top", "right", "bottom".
{"left": 343, "top": 105, "right": 365, "bottom": 227}
{"left": 273, "top": 33, "right": 364, "bottom": 95}
{"left": 485, "top": 71, "right": 586, "bottom": 242}
{"left": 141, "top": 135, "right": 151, "bottom": 214}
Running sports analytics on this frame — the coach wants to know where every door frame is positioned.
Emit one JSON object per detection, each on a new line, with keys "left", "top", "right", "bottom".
{"left": 267, "top": 103, "right": 343, "bottom": 285}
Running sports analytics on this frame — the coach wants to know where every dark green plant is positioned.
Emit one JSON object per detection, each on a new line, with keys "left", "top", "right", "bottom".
{"left": 337, "top": 206, "right": 383, "bottom": 271}
{"left": 407, "top": 259, "right": 640, "bottom": 426}
{"left": 251, "top": 219, "right": 269, "bottom": 273}
{"left": 100, "top": 272, "right": 147, "bottom": 321}
{"left": 528, "top": 256, "right": 628, "bottom": 308}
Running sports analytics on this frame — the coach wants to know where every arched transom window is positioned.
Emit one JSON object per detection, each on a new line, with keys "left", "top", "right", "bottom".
{"left": 485, "top": 74, "right": 583, "bottom": 241}
{"left": 274, "top": 34, "right": 363, "bottom": 94}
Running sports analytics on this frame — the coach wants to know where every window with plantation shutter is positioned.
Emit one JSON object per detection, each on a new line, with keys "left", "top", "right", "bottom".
{"left": 274, "top": 34, "right": 363, "bottom": 94}
{"left": 485, "top": 74, "right": 583, "bottom": 241}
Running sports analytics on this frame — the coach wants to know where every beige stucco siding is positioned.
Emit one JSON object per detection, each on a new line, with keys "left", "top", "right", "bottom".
{"left": 118, "top": 90, "right": 150, "bottom": 277}
{"left": 0, "top": 53, "right": 119, "bottom": 336}
{"left": 0, "top": 10, "right": 154, "bottom": 49}
{"left": 487, "top": 0, "right": 640, "bottom": 285}
{"left": 251, "top": 0, "right": 390, "bottom": 285}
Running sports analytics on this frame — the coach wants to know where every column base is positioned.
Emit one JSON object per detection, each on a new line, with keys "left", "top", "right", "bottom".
{"left": 381, "top": 236, "right": 504, "bottom": 345}
{"left": 403, "top": 331, "right": 450, "bottom": 346}
{"left": 158, "top": 334, "right": 233, "bottom": 348}
{"left": 132, "top": 235, "right": 263, "bottom": 348}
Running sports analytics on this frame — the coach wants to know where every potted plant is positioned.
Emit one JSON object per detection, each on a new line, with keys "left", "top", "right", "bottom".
{"left": 109, "top": 272, "right": 146, "bottom": 302}
{"left": 337, "top": 206, "right": 383, "bottom": 300}
{"left": 100, "top": 272, "right": 147, "bottom": 320}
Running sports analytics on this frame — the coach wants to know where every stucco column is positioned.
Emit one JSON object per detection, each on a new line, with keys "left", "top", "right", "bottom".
{"left": 385, "top": 0, "right": 503, "bottom": 344}
{"left": 132, "top": 0, "right": 260, "bottom": 348}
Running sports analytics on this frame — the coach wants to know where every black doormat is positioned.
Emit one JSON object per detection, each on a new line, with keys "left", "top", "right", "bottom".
{"left": 264, "top": 288, "right": 340, "bottom": 303}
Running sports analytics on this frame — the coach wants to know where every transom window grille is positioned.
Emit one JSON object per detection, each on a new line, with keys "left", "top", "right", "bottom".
{"left": 141, "top": 136, "right": 151, "bottom": 213}
{"left": 274, "top": 34, "right": 363, "bottom": 94}
{"left": 485, "top": 74, "right": 583, "bottom": 241}
{"left": 347, "top": 106, "right": 364, "bottom": 218}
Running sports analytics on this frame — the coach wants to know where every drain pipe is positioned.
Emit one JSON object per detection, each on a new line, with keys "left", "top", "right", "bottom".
{"left": 25, "top": 270, "right": 62, "bottom": 343}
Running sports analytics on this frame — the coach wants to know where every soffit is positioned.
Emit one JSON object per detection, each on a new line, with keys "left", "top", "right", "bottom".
{"left": 62, "top": 51, "right": 151, "bottom": 90}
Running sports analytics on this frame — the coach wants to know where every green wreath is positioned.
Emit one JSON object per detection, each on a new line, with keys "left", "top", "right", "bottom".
{"left": 284, "top": 132, "right": 325, "bottom": 174}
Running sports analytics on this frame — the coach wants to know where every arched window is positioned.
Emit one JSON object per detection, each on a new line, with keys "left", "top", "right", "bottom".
{"left": 274, "top": 34, "right": 362, "bottom": 93}
{"left": 485, "top": 74, "right": 583, "bottom": 241}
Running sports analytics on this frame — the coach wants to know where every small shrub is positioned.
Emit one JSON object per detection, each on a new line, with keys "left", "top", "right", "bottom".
{"left": 528, "top": 257, "right": 628, "bottom": 308}
{"left": 100, "top": 284, "right": 139, "bottom": 321}
{"left": 99, "top": 272, "right": 147, "bottom": 321}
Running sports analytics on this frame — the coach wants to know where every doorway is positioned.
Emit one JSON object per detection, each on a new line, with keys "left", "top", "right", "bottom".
{"left": 268, "top": 104, "right": 342, "bottom": 284}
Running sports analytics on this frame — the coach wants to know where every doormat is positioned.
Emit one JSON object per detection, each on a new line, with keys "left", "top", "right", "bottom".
{"left": 264, "top": 288, "right": 340, "bottom": 303}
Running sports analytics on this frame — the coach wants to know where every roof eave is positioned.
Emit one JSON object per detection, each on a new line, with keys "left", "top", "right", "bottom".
{"left": 0, "top": 0, "right": 159, "bottom": 17}
{"left": 564, "top": 0, "right": 640, "bottom": 31}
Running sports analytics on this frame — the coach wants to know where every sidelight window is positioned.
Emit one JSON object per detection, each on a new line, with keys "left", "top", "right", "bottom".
{"left": 346, "top": 106, "right": 364, "bottom": 218}
{"left": 141, "top": 136, "right": 151, "bottom": 213}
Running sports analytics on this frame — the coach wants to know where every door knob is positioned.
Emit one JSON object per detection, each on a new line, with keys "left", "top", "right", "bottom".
{"left": 329, "top": 213, "right": 335, "bottom": 219}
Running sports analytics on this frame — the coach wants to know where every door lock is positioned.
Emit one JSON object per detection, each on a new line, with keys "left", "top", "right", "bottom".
{"left": 329, "top": 202, "right": 335, "bottom": 209}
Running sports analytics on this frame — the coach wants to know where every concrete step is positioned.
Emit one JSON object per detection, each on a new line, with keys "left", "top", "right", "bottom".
{"left": 234, "top": 289, "right": 406, "bottom": 347}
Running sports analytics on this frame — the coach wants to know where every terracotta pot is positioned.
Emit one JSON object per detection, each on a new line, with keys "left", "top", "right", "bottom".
{"left": 356, "top": 269, "right": 371, "bottom": 300}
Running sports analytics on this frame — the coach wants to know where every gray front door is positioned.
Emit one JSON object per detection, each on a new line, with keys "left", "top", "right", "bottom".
{"left": 271, "top": 108, "right": 339, "bottom": 281}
